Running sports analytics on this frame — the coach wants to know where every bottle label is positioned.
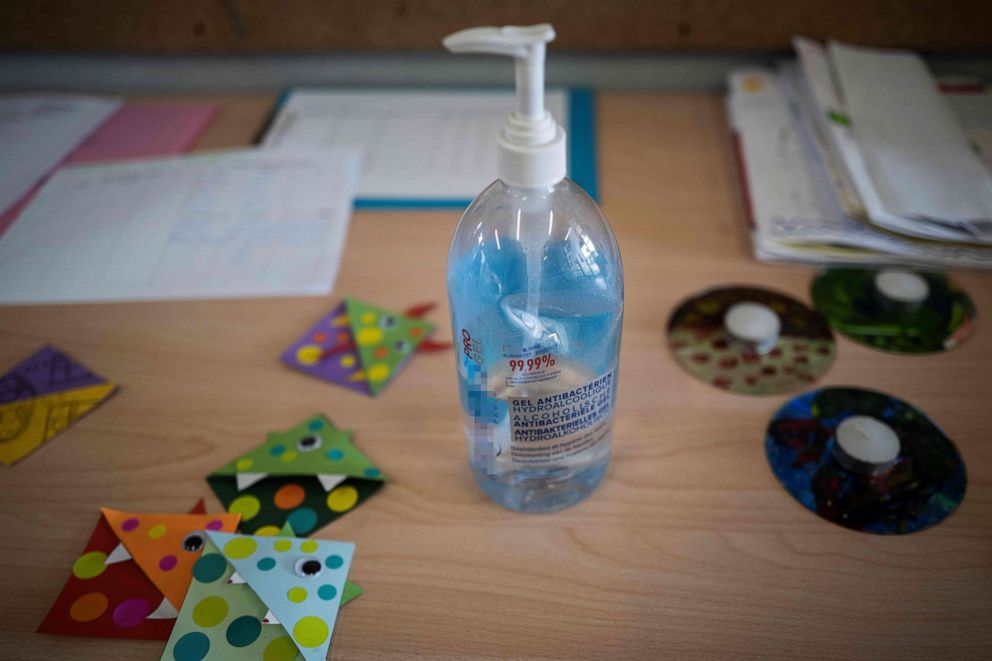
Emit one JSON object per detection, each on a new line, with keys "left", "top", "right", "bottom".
{"left": 502, "top": 342, "right": 560, "bottom": 387}
{"left": 507, "top": 369, "right": 615, "bottom": 465}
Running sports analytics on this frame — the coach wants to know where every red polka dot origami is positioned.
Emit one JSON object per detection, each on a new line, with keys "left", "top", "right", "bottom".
{"left": 38, "top": 500, "right": 239, "bottom": 640}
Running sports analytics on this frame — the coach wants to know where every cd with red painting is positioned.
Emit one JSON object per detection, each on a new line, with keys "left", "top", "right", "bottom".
{"left": 667, "top": 286, "right": 835, "bottom": 395}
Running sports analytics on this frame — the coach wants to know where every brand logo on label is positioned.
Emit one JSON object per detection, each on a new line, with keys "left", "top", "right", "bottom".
{"left": 461, "top": 328, "right": 483, "bottom": 365}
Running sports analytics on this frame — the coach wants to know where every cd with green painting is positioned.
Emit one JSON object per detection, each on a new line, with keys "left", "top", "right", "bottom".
{"left": 811, "top": 268, "right": 976, "bottom": 354}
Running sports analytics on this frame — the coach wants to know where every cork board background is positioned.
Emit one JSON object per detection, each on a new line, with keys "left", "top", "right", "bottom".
{"left": 2, "top": 0, "right": 991, "bottom": 53}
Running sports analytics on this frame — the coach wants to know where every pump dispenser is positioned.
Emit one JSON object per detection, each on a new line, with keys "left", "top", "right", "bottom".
{"left": 443, "top": 25, "right": 566, "bottom": 188}
{"left": 444, "top": 24, "right": 624, "bottom": 513}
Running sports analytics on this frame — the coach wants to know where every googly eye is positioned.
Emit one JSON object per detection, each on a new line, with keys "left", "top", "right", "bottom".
{"left": 378, "top": 315, "right": 397, "bottom": 329}
{"left": 394, "top": 339, "right": 412, "bottom": 354}
{"left": 294, "top": 557, "right": 323, "bottom": 578}
{"left": 182, "top": 532, "right": 205, "bottom": 552}
{"left": 297, "top": 434, "right": 322, "bottom": 452}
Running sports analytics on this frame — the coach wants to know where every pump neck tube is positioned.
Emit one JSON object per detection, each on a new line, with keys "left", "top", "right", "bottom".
{"left": 515, "top": 43, "right": 545, "bottom": 119}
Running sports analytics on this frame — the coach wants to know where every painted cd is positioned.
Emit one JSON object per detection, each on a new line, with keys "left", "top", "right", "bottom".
{"left": 667, "top": 286, "right": 835, "bottom": 395}
{"left": 765, "top": 387, "right": 966, "bottom": 534}
{"left": 811, "top": 268, "right": 976, "bottom": 354}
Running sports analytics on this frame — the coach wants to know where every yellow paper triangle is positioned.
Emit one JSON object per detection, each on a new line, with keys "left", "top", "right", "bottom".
{"left": 0, "top": 382, "right": 116, "bottom": 466}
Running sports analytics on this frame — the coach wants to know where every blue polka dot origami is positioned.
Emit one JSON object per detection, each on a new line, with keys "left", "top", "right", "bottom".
{"left": 162, "top": 528, "right": 360, "bottom": 661}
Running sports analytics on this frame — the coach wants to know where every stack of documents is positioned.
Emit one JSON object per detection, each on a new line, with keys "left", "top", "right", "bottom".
{"left": 0, "top": 101, "right": 217, "bottom": 238}
{"left": 0, "top": 96, "right": 121, "bottom": 228}
{"left": 729, "top": 38, "right": 992, "bottom": 269}
{"left": 0, "top": 88, "right": 598, "bottom": 304}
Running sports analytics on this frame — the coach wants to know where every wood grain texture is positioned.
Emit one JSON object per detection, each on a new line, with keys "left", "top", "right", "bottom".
{"left": 0, "top": 93, "right": 990, "bottom": 660}
{"left": 1, "top": 0, "right": 991, "bottom": 53}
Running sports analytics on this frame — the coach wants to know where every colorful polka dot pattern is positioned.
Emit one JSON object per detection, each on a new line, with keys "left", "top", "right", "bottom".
{"left": 345, "top": 297, "right": 434, "bottom": 396}
{"left": 219, "top": 414, "right": 382, "bottom": 478}
{"left": 669, "top": 327, "right": 835, "bottom": 395}
{"left": 72, "top": 551, "right": 108, "bottom": 580}
{"left": 280, "top": 302, "right": 372, "bottom": 395}
{"left": 263, "top": 636, "right": 299, "bottom": 661}
{"left": 192, "top": 595, "right": 228, "bottom": 627}
{"left": 166, "top": 538, "right": 282, "bottom": 661}
{"left": 208, "top": 413, "right": 386, "bottom": 537}
{"left": 667, "top": 287, "right": 836, "bottom": 396}
{"left": 163, "top": 533, "right": 357, "bottom": 661}
{"left": 280, "top": 298, "right": 434, "bottom": 396}
{"left": 69, "top": 592, "right": 108, "bottom": 622}
{"left": 97, "top": 508, "right": 241, "bottom": 617}
{"left": 172, "top": 630, "right": 210, "bottom": 661}
{"left": 226, "top": 614, "right": 262, "bottom": 647}
{"left": 228, "top": 495, "right": 262, "bottom": 521}
{"left": 222, "top": 531, "right": 353, "bottom": 658}
{"left": 39, "top": 502, "right": 232, "bottom": 640}
{"left": 326, "top": 485, "right": 359, "bottom": 513}
{"left": 274, "top": 484, "right": 306, "bottom": 510}
{"left": 112, "top": 597, "right": 151, "bottom": 628}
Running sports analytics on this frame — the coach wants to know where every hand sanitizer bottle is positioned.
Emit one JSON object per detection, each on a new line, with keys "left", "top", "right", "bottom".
{"left": 444, "top": 25, "right": 623, "bottom": 513}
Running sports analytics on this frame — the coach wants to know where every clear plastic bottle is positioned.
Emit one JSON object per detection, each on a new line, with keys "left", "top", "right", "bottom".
{"left": 444, "top": 25, "right": 623, "bottom": 513}
{"left": 447, "top": 179, "right": 623, "bottom": 512}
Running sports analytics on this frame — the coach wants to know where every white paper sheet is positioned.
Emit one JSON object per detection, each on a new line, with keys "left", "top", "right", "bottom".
{"left": 0, "top": 95, "right": 121, "bottom": 216}
{"left": 791, "top": 37, "right": 865, "bottom": 219}
{"left": 830, "top": 42, "right": 992, "bottom": 230}
{"left": 0, "top": 148, "right": 362, "bottom": 304}
{"left": 728, "top": 68, "right": 992, "bottom": 269}
{"left": 261, "top": 88, "right": 568, "bottom": 200}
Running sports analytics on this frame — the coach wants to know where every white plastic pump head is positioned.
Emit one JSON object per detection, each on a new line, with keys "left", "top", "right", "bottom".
{"left": 444, "top": 24, "right": 567, "bottom": 189}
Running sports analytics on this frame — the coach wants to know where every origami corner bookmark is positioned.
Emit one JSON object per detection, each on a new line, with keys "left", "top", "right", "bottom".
{"left": 38, "top": 500, "right": 240, "bottom": 640}
{"left": 207, "top": 414, "right": 386, "bottom": 536}
{"left": 161, "top": 529, "right": 356, "bottom": 661}
{"left": 0, "top": 344, "right": 117, "bottom": 466}
{"left": 281, "top": 298, "right": 450, "bottom": 396}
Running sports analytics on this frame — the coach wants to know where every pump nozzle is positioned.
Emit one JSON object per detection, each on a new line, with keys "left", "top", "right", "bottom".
{"left": 443, "top": 24, "right": 566, "bottom": 189}
{"left": 444, "top": 25, "right": 554, "bottom": 120}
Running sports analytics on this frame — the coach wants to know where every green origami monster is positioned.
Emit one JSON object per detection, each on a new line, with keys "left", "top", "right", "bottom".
{"left": 208, "top": 414, "right": 386, "bottom": 536}
{"left": 344, "top": 298, "right": 434, "bottom": 395}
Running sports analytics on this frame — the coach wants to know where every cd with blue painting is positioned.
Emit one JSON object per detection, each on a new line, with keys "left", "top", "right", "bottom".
{"left": 765, "top": 387, "right": 966, "bottom": 534}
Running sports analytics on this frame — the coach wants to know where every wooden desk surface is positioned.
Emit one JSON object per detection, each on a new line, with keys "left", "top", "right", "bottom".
{"left": 1, "top": 94, "right": 990, "bottom": 661}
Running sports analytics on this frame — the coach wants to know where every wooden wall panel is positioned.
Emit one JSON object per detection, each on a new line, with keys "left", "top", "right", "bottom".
{"left": 1, "top": 0, "right": 990, "bottom": 53}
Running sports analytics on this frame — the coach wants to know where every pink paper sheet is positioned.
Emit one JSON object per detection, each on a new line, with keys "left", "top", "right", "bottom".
{"left": 0, "top": 103, "right": 217, "bottom": 237}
